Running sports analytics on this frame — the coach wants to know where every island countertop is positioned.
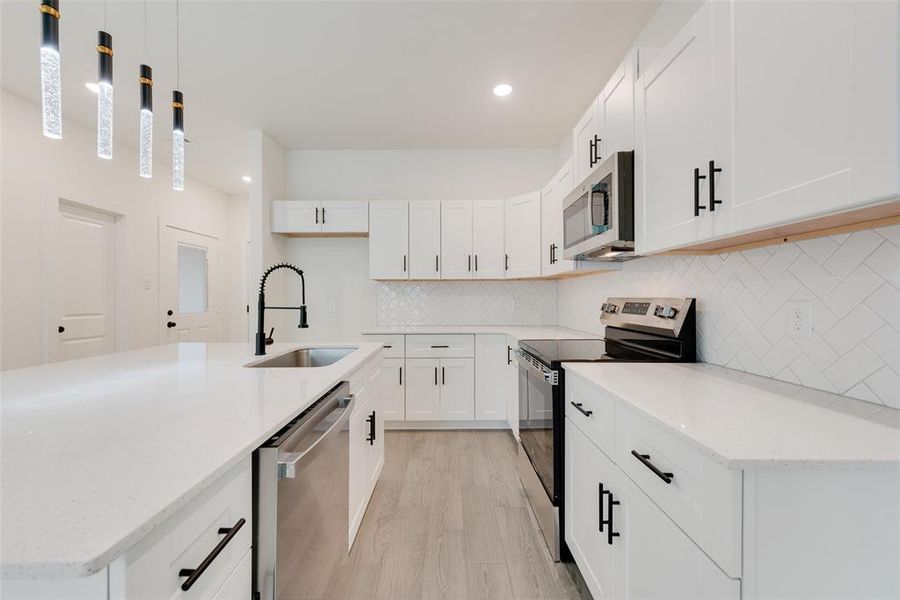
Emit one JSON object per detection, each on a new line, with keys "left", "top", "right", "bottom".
{"left": 0, "top": 342, "right": 382, "bottom": 580}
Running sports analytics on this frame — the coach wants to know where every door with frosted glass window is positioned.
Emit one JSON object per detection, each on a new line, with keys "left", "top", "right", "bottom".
{"left": 159, "top": 226, "right": 219, "bottom": 343}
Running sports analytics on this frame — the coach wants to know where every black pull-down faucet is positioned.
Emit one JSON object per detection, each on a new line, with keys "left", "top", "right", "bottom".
{"left": 255, "top": 263, "right": 308, "bottom": 356}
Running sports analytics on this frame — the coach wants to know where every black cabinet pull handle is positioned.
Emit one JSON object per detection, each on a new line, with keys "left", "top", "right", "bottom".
{"left": 606, "top": 491, "right": 620, "bottom": 545}
{"left": 598, "top": 482, "right": 606, "bottom": 532}
{"left": 570, "top": 401, "right": 593, "bottom": 417}
{"left": 434, "top": 367, "right": 438, "bottom": 385}
{"left": 399, "top": 366, "right": 403, "bottom": 386}
{"left": 430, "top": 345, "right": 450, "bottom": 349}
{"left": 58, "top": 325, "right": 65, "bottom": 333}
{"left": 435, "top": 255, "right": 439, "bottom": 272}
{"left": 403, "top": 254, "right": 407, "bottom": 272}
{"left": 593, "top": 135, "right": 602, "bottom": 165}
{"left": 167, "top": 309, "right": 174, "bottom": 316}
{"left": 167, "top": 321, "right": 177, "bottom": 328}
{"left": 631, "top": 450, "right": 674, "bottom": 484}
{"left": 507, "top": 345, "right": 512, "bottom": 365}
{"left": 505, "top": 254, "right": 509, "bottom": 271}
{"left": 468, "top": 254, "right": 472, "bottom": 272}
{"left": 589, "top": 138, "right": 596, "bottom": 168}
{"left": 179, "top": 518, "right": 246, "bottom": 591}
{"left": 384, "top": 345, "right": 392, "bottom": 348}
{"left": 366, "top": 411, "right": 376, "bottom": 445}
{"left": 475, "top": 254, "right": 478, "bottom": 271}
{"left": 708, "top": 160, "right": 723, "bottom": 211}
{"left": 315, "top": 206, "right": 319, "bottom": 224}
{"left": 693, "top": 167, "right": 707, "bottom": 216}
{"left": 321, "top": 206, "right": 326, "bottom": 223}
{"left": 442, "top": 366, "right": 445, "bottom": 385}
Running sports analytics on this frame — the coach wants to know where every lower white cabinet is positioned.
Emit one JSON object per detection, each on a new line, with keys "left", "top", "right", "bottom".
{"left": 474, "top": 334, "right": 508, "bottom": 421}
{"left": 405, "top": 357, "right": 474, "bottom": 421}
{"left": 349, "top": 359, "right": 385, "bottom": 545}
{"left": 380, "top": 357, "right": 405, "bottom": 420}
{"left": 506, "top": 338, "right": 519, "bottom": 439}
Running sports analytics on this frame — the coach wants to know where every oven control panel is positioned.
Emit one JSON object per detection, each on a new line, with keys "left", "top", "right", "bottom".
{"left": 600, "top": 297, "right": 694, "bottom": 336}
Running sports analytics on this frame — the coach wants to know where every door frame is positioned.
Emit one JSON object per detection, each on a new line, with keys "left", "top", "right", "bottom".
{"left": 43, "top": 194, "right": 127, "bottom": 363}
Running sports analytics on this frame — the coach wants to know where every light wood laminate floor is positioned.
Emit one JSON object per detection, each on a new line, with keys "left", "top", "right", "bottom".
{"left": 286, "top": 430, "right": 590, "bottom": 600}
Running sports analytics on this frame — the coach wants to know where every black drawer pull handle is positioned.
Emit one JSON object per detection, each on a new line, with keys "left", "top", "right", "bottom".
{"left": 383, "top": 345, "right": 392, "bottom": 348}
{"left": 430, "top": 345, "right": 450, "bottom": 348}
{"left": 606, "top": 490, "right": 620, "bottom": 545}
{"left": 708, "top": 160, "right": 723, "bottom": 211}
{"left": 399, "top": 366, "right": 403, "bottom": 386}
{"left": 366, "top": 411, "right": 376, "bottom": 445}
{"left": 631, "top": 450, "right": 673, "bottom": 484}
{"left": 315, "top": 206, "right": 319, "bottom": 224}
{"left": 179, "top": 518, "right": 246, "bottom": 591}
{"left": 570, "top": 402, "right": 593, "bottom": 417}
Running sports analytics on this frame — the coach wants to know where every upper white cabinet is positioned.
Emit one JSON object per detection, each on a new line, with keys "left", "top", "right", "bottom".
{"left": 635, "top": 2, "right": 716, "bottom": 254}
{"left": 573, "top": 96, "right": 603, "bottom": 186}
{"left": 408, "top": 201, "right": 442, "bottom": 280}
{"left": 541, "top": 159, "right": 576, "bottom": 276}
{"left": 271, "top": 201, "right": 368, "bottom": 235}
{"left": 637, "top": 0, "right": 900, "bottom": 254}
{"left": 504, "top": 191, "right": 542, "bottom": 278}
{"left": 472, "top": 200, "right": 506, "bottom": 279}
{"left": 599, "top": 49, "right": 637, "bottom": 159}
{"left": 440, "top": 201, "right": 474, "bottom": 279}
{"left": 369, "top": 201, "right": 409, "bottom": 279}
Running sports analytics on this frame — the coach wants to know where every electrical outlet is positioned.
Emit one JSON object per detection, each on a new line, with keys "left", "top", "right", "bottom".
{"left": 513, "top": 299, "right": 521, "bottom": 310}
{"left": 786, "top": 301, "right": 812, "bottom": 340}
{"left": 327, "top": 299, "right": 337, "bottom": 313}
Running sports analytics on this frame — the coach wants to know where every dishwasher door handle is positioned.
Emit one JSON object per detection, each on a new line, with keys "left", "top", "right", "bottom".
{"left": 278, "top": 393, "right": 353, "bottom": 479}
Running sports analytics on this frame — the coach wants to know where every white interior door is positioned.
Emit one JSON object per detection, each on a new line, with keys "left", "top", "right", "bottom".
{"left": 48, "top": 203, "right": 117, "bottom": 362}
{"left": 160, "top": 226, "right": 219, "bottom": 343}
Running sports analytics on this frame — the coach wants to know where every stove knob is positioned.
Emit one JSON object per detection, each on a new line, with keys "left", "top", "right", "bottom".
{"left": 601, "top": 303, "right": 618, "bottom": 314}
{"left": 654, "top": 305, "right": 678, "bottom": 319}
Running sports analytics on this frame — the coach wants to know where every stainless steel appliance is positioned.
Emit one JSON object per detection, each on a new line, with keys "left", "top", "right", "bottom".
{"left": 254, "top": 382, "right": 353, "bottom": 599}
{"left": 562, "top": 151, "right": 635, "bottom": 262}
{"left": 515, "top": 297, "right": 696, "bottom": 561}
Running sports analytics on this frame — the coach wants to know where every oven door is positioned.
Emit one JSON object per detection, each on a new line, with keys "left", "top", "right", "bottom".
{"left": 515, "top": 350, "right": 558, "bottom": 504}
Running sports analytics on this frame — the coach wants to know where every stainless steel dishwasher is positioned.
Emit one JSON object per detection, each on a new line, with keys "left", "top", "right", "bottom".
{"left": 253, "top": 381, "right": 353, "bottom": 600}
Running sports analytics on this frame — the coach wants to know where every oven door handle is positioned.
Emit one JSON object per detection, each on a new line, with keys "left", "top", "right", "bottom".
{"left": 513, "top": 349, "right": 559, "bottom": 386}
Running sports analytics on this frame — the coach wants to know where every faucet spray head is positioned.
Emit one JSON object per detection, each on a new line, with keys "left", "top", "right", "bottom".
{"left": 298, "top": 305, "right": 309, "bottom": 329}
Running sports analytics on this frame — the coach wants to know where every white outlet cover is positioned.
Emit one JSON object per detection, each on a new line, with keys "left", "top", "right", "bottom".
{"left": 786, "top": 301, "right": 812, "bottom": 340}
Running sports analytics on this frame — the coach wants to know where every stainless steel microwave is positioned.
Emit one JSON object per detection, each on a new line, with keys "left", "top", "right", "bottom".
{"left": 562, "top": 151, "right": 635, "bottom": 261}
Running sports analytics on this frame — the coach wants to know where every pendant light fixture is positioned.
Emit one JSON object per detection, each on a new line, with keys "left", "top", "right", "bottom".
{"left": 39, "top": 0, "right": 62, "bottom": 139}
{"left": 171, "top": 0, "right": 185, "bottom": 191}
{"left": 96, "top": 30, "right": 113, "bottom": 159}
{"left": 138, "top": 0, "right": 152, "bottom": 178}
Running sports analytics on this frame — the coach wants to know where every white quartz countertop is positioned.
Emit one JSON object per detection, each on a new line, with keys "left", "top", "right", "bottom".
{"left": 563, "top": 362, "right": 900, "bottom": 470}
{"left": 0, "top": 342, "right": 382, "bottom": 580}
{"left": 362, "top": 325, "right": 596, "bottom": 340}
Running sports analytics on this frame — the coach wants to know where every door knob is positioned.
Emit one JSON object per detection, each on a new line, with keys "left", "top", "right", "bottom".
{"left": 167, "top": 321, "right": 177, "bottom": 328}
{"left": 58, "top": 325, "right": 65, "bottom": 333}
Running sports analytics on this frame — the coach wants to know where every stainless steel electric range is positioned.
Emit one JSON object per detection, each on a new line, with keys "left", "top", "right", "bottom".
{"left": 514, "top": 297, "right": 696, "bottom": 561}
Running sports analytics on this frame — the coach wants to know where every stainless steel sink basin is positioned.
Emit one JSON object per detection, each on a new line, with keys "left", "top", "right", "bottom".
{"left": 247, "top": 347, "right": 356, "bottom": 368}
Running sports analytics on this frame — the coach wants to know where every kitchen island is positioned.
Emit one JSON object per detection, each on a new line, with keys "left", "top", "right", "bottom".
{"left": 1, "top": 342, "right": 382, "bottom": 593}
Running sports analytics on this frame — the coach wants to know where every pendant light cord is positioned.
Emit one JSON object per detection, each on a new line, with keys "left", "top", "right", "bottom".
{"left": 176, "top": 0, "right": 181, "bottom": 88}
{"left": 143, "top": 0, "right": 148, "bottom": 59}
{"left": 102, "top": 0, "right": 107, "bottom": 29}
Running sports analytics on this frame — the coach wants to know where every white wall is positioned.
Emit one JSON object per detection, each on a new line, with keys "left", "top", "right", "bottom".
{"left": 0, "top": 90, "right": 245, "bottom": 370}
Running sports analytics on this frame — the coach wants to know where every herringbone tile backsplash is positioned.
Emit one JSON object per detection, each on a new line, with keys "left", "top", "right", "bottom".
{"left": 559, "top": 225, "right": 900, "bottom": 410}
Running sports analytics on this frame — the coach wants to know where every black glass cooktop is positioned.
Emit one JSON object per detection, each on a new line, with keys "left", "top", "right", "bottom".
{"left": 519, "top": 339, "right": 608, "bottom": 365}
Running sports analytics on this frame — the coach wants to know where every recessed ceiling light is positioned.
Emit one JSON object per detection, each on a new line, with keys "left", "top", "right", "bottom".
{"left": 242, "top": 175, "right": 252, "bottom": 183}
{"left": 493, "top": 83, "right": 512, "bottom": 97}
{"left": 85, "top": 82, "right": 99, "bottom": 93}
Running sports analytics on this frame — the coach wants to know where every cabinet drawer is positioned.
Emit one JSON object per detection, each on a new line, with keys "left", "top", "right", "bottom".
{"left": 616, "top": 406, "right": 742, "bottom": 577}
{"left": 112, "top": 458, "right": 252, "bottom": 599}
{"left": 365, "top": 334, "right": 405, "bottom": 358}
{"left": 405, "top": 334, "right": 474, "bottom": 358}
{"left": 565, "top": 372, "right": 616, "bottom": 460}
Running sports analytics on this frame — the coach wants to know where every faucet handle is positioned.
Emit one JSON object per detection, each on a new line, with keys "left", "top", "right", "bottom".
{"left": 265, "top": 327, "right": 275, "bottom": 345}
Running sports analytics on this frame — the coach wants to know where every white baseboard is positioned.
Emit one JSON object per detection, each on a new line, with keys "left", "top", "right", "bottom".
{"left": 385, "top": 420, "right": 510, "bottom": 430}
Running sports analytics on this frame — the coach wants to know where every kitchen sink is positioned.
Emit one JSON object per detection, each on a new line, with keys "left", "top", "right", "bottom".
{"left": 247, "top": 347, "right": 357, "bottom": 368}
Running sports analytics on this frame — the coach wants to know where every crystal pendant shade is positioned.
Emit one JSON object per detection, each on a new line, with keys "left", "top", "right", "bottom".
{"left": 40, "top": 47, "right": 62, "bottom": 139}
{"left": 172, "top": 129, "right": 185, "bottom": 191}
{"left": 97, "top": 82, "right": 113, "bottom": 159}
{"left": 139, "top": 108, "right": 153, "bottom": 178}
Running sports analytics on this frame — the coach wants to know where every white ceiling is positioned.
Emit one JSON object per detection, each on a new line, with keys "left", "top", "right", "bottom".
{"left": 1, "top": 1, "right": 658, "bottom": 194}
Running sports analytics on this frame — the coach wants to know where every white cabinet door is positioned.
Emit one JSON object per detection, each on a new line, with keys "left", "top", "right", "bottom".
{"left": 474, "top": 335, "right": 507, "bottom": 421}
{"left": 600, "top": 49, "right": 636, "bottom": 159}
{"left": 349, "top": 397, "right": 370, "bottom": 537}
{"left": 565, "top": 418, "right": 622, "bottom": 600}
{"left": 381, "top": 358, "right": 405, "bottom": 421}
{"left": 321, "top": 201, "right": 368, "bottom": 234}
{"left": 541, "top": 159, "right": 576, "bottom": 276}
{"left": 439, "top": 358, "right": 475, "bottom": 420}
{"left": 405, "top": 358, "right": 440, "bottom": 421}
{"left": 714, "top": 0, "right": 900, "bottom": 237}
{"left": 472, "top": 200, "right": 506, "bottom": 279}
{"left": 635, "top": 1, "right": 715, "bottom": 254}
{"left": 623, "top": 476, "right": 740, "bottom": 600}
{"left": 573, "top": 97, "right": 602, "bottom": 186}
{"left": 408, "top": 201, "right": 441, "bottom": 280}
{"left": 507, "top": 339, "right": 520, "bottom": 439}
{"left": 440, "top": 201, "right": 473, "bottom": 279}
{"left": 369, "top": 201, "right": 409, "bottom": 279}
{"left": 504, "top": 191, "right": 542, "bottom": 279}
{"left": 271, "top": 201, "right": 320, "bottom": 233}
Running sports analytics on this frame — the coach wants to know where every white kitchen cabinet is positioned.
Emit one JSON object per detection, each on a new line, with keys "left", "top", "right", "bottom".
{"left": 541, "top": 159, "right": 576, "bottom": 276}
{"left": 439, "top": 358, "right": 475, "bottom": 420}
{"left": 504, "top": 191, "right": 542, "bottom": 278}
{"left": 565, "top": 418, "right": 623, "bottom": 600}
{"left": 369, "top": 201, "right": 409, "bottom": 279}
{"left": 472, "top": 200, "right": 506, "bottom": 279}
{"left": 635, "top": 1, "right": 716, "bottom": 254}
{"left": 408, "top": 201, "right": 442, "bottom": 280}
{"left": 349, "top": 358, "right": 384, "bottom": 545}
{"left": 440, "top": 201, "right": 474, "bottom": 279}
{"left": 599, "top": 49, "right": 636, "bottom": 159}
{"left": 712, "top": 0, "right": 900, "bottom": 238}
{"left": 271, "top": 201, "right": 368, "bottom": 235}
{"left": 405, "top": 358, "right": 441, "bottom": 421}
{"left": 474, "top": 335, "right": 508, "bottom": 421}
{"left": 380, "top": 357, "right": 405, "bottom": 421}
{"left": 573, "top": 95, "right": 603, "bottom": 186}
